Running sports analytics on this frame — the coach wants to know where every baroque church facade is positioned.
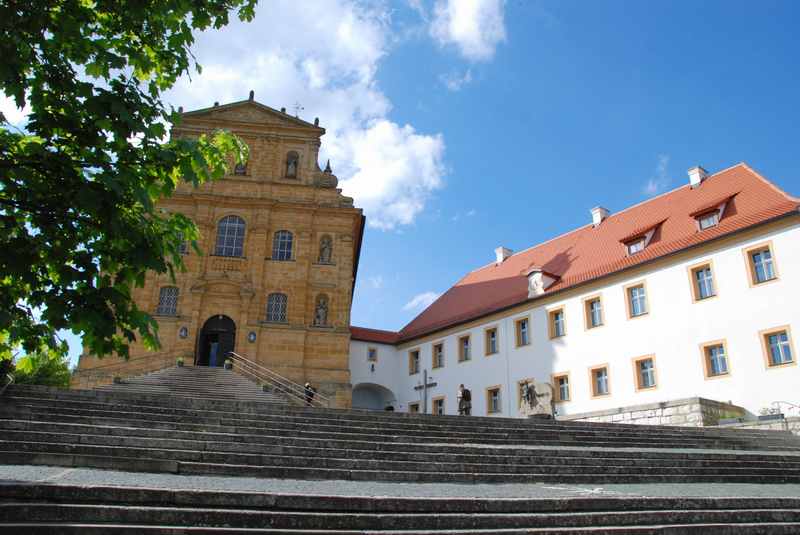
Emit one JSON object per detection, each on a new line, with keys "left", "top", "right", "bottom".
{"left": 74, "top": 96, "right": 365, "bottom": 407}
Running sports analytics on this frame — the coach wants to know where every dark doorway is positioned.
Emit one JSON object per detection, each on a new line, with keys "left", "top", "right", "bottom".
{"left": 197, "top": 315, "right": 236, "bottom": 367}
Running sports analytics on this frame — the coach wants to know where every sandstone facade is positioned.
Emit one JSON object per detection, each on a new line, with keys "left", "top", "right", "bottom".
{"left": 74, "top": 98, "right": 364, "bottom": 407}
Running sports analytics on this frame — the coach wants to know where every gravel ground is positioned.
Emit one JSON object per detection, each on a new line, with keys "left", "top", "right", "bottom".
{"left": 2, "top": 465, "right": 800, "bottom": 499}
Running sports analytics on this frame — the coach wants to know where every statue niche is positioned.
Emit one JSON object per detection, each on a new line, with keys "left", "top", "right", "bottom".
{"left": 318, "top": 235, "right": 333, "bottom": 264}
{"left": 313, "top": 294, "right": 329, "bottom": 327}
{"left": 285, "top": 151, "right": 299, "bottom": 179}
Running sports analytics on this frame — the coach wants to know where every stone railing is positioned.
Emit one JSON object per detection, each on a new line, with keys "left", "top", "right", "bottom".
{"left": 71, "top": 352, "right": 180, "bottom": 390}
{"left": 208, "top": 255, "right": 246, "bottom": 273}
{"left": 558, "top": 397, "right": 747, "bottom": 428}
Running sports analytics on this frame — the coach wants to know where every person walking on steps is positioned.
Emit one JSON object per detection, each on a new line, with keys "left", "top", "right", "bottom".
{"left": 304, "top": 382, "right": 316, "bottom": 406}
{"left": 457, "top": 384, "right": 472, "bottom": 416}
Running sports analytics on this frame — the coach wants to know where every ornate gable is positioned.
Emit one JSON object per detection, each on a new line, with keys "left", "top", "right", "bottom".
{"left": 181, "top": 99, "right": 323, "bottom": 133}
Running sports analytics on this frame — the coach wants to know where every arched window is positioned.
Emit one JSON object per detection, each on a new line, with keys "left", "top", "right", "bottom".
{"left": 215, "top": 215, "right": 245, "bottom": 257}
{"left": 272, "top": 230, "right": 293, "bottom": 261}
{"left": 313, "top": 293, "right": 329, "bottom": 326}
{"left": 156, "top": 286, "right": 179, "bottom": 316}
{"left": 318, "top": 235, "right": 333, "bottom": 264}
{"left": 285, "top": 151, "right": 299, "bottom": 178}
{"left": 266, "top": 293, "right": 288, "bottom": 323}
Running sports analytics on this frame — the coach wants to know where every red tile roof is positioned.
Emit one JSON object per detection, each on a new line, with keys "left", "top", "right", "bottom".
{"left": 353, "top": 163, "right": 798, "bottom": 345}
{"left": 350, "top": 326, "right": 400, "bottom": 344}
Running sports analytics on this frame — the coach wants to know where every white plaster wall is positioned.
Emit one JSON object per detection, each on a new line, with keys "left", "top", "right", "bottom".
{"left": 349, "top": 220, "right": 800, "bottom": 417}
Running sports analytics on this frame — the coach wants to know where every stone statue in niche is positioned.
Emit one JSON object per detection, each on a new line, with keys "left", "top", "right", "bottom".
{"left": 318, "top": 235, "right": 333, "bottom": 264}
{"left": 286, "top": 151, "right": 299, "bottom": 178}
{"left": 314, "top": 295, "right": 328, "bottom": 326}
{"left": 519, "top": 380, "right": 555, "bottom": 419}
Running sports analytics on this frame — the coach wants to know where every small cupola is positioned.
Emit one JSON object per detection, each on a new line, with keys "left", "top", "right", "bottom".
{"left": 591, "top": 206, "right": 610, "bottom": 227}
{"left": 495, "top": 246, "right": 513, "bottom": 265}
{"left": 688, "top": 166, "right": 708, "bottom": 188}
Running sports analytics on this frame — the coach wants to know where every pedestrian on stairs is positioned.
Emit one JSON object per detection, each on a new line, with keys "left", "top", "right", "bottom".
{"left": 457, "top": 384, "right": 471, "bottom": 416}
{"left": 304, "top": 382, "right": 316, "bottom": 406}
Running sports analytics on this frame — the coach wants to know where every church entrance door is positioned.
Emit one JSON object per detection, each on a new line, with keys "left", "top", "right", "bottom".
{"left": 197, "top": 315, "right": 236, "bottom": 367}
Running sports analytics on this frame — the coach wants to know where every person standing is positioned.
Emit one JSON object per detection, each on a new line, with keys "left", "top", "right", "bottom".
{"left": 457, "top": 384, "right": 472, "bottom": 416}
{"left": 304, "top": 382, "right": 316, "bottom": 406}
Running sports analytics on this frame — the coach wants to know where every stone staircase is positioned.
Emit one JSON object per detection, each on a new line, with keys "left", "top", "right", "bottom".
{"left": 94, "top": 365, "right": 290, "bottom": 405}
{"left": 3, "top": 376, "right": 800, "bottom": 532}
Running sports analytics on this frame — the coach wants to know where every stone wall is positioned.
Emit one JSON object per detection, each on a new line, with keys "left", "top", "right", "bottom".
{"left": 557, "top": 397, "right": 747, "bottom": 427}
{"left": 714, "top": 417, "right": 800, "bottom": 436}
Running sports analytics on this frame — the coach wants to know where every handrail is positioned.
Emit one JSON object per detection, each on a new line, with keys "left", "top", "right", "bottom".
{"left": 227, "top": 352, "right": 332, "bottom": 408}
{"left": 71, "top": 351, "right": 175, "bottom": 375}
{"left": 770, "top": 401, "right": 800, "bottom": 416}
{"left": 0, "top": 373, "right": 14, "bottom": 396}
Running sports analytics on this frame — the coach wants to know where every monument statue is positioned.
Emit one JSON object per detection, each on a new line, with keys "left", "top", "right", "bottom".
{"left": 519, "top": 380, "right": 555, "bottom": 419}
{"left": 314, "top": 296, "right": 328, "bottom": 326}
{"left": 319, "top": 236, "right": 333, "bottom": 263}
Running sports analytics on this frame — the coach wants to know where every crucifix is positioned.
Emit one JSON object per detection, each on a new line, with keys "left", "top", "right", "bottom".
{"left": 293, "top": 101, "right": 304, "bottom": 118}
{"left": 413, "top": 369, "right": 437, "bottom": 414}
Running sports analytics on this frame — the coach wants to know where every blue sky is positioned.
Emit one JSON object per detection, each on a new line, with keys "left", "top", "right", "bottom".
{"left": 4, "top": 1, "right": 797, "bottom": 365}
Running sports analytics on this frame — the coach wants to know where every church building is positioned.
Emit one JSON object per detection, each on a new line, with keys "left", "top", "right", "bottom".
{"left": 350, "top": 164, "right": 799, "bottom": 421}
{"left": 74, "top": 96, "right": 365, "bottom": 407}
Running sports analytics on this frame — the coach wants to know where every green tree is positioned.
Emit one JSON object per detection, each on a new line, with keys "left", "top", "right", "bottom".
{"left": 0, "top": 1, "right": 255, "bottom": 361}
{"left": 10, "top": 346, "right": 72, "bottom": 388}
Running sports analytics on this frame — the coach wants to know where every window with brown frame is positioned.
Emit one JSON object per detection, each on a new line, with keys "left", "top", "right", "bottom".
{"left": 700, "top": 341, "right": 730, "bottom": 378}
{"left": 552, "top": 373, "right": 570, "bottom": 402}
{"left": 486, "top": 386, "right": 501, "bottom": 414}
{"left": 408, "top": 349, "right": 420, "bottom": 375}
{"left": 485, "top": 327, "right": 499, "bottom": 355}
{"left": 515, "top": 317, "right": 530, "bottom": 347}
{"left": 548, "top": 307, "right": 566, "bottom": 339}
{"left": 458, "top": 335, "right": 471, "bottom": 362}
{"left": 590, "top": 365, "right": 610, "bottom": 397}
{"left": 432, "top": 396, "right": 445, "bottom": 415}
{"left": 633, "top": 355, "right": 657, "bottom": 391}
{"left": 689, "top": 262, "right": 716, "bottom": 301}
{"left": 432, "top": 343, "right": 445, "bottom": 369}
{"left": 583, "top": 296, "right": 603, "bottom": 329}
{"left": 760, "top": 327, "right": 795, "bottom": 368}
{"left": 625, "top": 282, "right": 648, "bottom": 318}
{"left": 744, "top": 243, "right": 778, "bottom": 286}
{"left": 408, "top": 402, "right": 420, "bottom": 414}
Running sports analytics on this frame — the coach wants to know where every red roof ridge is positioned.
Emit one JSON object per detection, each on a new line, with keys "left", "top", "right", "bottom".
{"left": 350, "top": 326, "right": 400, "bottom": 344}
{"left": 739, "top": 162, "right": 800, "bottom": 204}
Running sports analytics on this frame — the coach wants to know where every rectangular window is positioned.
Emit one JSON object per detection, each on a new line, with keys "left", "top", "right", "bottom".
{"left": 701, "top": 342, "right": 729, "bottom": 378}
{"left": 552, "top": 373, "right": 570, "bottom": 402}
{"left": 156, "top": 287, "right": 179, "bottom": 316}
{"left": 690, "top": 263, "right": 716, "bottom": 301}
{"left": 408, "top": 350, "right": 420, "bottom": 375}
{"left": 627, "top": 238, "right": 645, "bottom": 256}
{"left": 584, "top": 296, "right": 603, "bottom": 329}
{"left": 627, "top": 284, "right": 648, "bottom": 317}
{"left": 458, "top": 335, "right": 471, "bottom": 362}
{"left": 751, "top": 248, "right": 776, "bottom": 284}
{"left": 408, "top": 402, "right": 420, "bottom": 414}
{"left": 698, "top": 212, "right": 720, "bottom": 230}
{"left": 432, "top": 397, "right": 445, "bottom": 416}
{"left": 367, "top": 347, "right": 378, "bottom": 362}
{"left": 486, "top": 386, "right": 501, "bottom": 414}
{"left": 591, "top": 366, "right": 609, "bottom": 397}
{"left": 634, "top": 356, "right": 657, "bottom": 390}
{"left": 762, "top": 328, "right": 794, "bottom": 367}
{"left": 432, "top": 343, "right": 444, "bottom": 369}
{"left": 549, "top": 308, "right": 566, "bottom": 338}
{"left": 515, "top": 318, "right": 530, "bottom": 346}
{"left": 485, "top": 327, "right": 498, "bottom": 355}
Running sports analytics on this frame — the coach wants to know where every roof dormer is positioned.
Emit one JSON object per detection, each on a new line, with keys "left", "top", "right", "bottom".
{"left": 690, "top": 192, "right": 738, "bottom": 231}
{"left": 620, "top": 219, "right": 666, "bottom": 256}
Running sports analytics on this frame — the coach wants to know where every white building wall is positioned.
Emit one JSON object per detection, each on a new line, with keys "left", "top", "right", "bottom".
{"left": 350, "top": 220, "right": 800, "bottom": 418}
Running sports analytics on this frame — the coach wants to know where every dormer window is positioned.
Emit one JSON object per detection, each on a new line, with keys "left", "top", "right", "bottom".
{"left": 697, "top": 211, "right": 719, "bottom": 230}
{"left": 627, "top": 238, "right": 645, "bottom": 256}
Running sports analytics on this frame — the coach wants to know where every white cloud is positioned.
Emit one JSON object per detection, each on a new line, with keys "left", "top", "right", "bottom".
{"left": 439, "top": 68, "right": 473, "bottom": 91}
{"left": 403, "top": 291, "right": 441, "bottom": 311}
{"left": 451, "top": 208, "right": 476, "bottom": 221}
{"left": 430, "top": 0, "right": 507, "bottom": 61}
{"left": 368, "top": 275, "right": 384, "bottom": 289}
{"left": 643, "top": 154, "right": 671, "bottom": 196}
{"left": 164, "top": 0, "right": 446, "bottom": 230}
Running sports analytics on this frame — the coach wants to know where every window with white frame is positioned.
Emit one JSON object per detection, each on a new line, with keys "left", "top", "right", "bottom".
{"left": 409, "top": 350, "right": 420, "bottom": 375}
{"left": 555, "top": 375, "right": 570, "bottom": 401}
{"left": 487, "top": 387, "right": 501, "bottom": 414}
{"left": 698, "top": 212, "right": 719, "bottom": 230}
{"left": 516, "top": 318, "right": 530, "bottom": 346}
{"left": 549, "top": 308, "right": 565, "bottom": 338}
{"left": 693, "top": 265, "right": 715, "bottom": 300}
{"left": 750, "top": 248, "right": 776, "bottom": 284}
{"left": 627, "top": 238, "right": 645, "bottom": 256}
{"left": 272, "top": 230, "right": 294, "bottom": 261}
{"left": 628, "top": 285, "right": 648, "bottom": 317}
{"left": 586, "top": 297, "right": 603, "bottom": 328}
{"left": 485, "top": 328, "right": 498, "bottom": 355}
{"left": 156, "top": 286, "right": 179, "bottom": 316}
{"left": 432, "top": 343, "right": 444, "bottom": 368}
{"left": 459, "top": 335, "right": 471, "bottom": 361}
{"left": 592, "top": 366, "right": 609, "bottom": 396}
{"left": 266, "top": 293, "right": 288, "bottom": 323}
{"left": 432, "top": 397, "right": 445, "bottom": 415}
{"left": 765, "top": 330, "right": 793, "bottom": 366}
{"left": 705, "top": 344, "right": 729, "bottom": 377}
{"left": 635, "top": 357, "right": 656, "bottom": 390}
{"left": 214, "top": 215, "right": 245, "bottom": 257}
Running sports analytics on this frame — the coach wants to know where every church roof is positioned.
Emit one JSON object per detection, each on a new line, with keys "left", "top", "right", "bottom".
{"left": 352, "top": 163, "right": 798, "bottom": 345}
{"left": 180, "top": 98, "right": 324, "bottom": 132}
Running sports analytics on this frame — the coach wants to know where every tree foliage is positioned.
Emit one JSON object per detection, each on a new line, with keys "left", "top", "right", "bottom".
{"left": 10, "top": 346, "right": 72, "bottom": 388}
{"left": 0, "top": 1, "right": 255, "bottom": 360}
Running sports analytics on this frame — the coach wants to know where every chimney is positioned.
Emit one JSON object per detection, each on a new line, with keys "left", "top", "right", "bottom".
{"left": 688, "top": 166, "right": 708, "bottom": 188}
{"left": 591, "top": 206, "right": 609, "bottom": 227}
{"left": 495, "top": 246, "right": 513, "bottom": 265}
